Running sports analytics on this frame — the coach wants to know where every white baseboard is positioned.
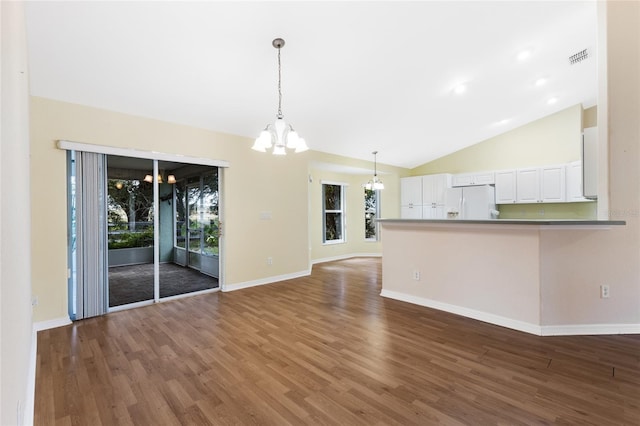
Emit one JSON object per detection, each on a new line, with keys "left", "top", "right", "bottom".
{"left": 311, "top": 253, "right": 382, "bottom": 265}
{"left": 223, "top": 269, "right": 311, "bottom": 292}
{"left": 380, "top": 289, "right": 543, "bottom": 336}
{"left": 33, "top": 316, "right": 72, "bottom": 332}
{"left": 380, "top": 289, "right": 640, "bottom": 337}
{"left": 540, "top": 323, "right": 640, "bottom": 336}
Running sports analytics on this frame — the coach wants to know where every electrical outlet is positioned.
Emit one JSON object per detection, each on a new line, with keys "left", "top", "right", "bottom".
{"left": 267, "top": 257, "right": 273, "bottom": 265}
{"left": 412, "top": 270, "right": 420, "bottom": 281}
{"left": 600, "top": 284, "right": 610, "bottom": 299}
{"left": 31, "top": 296, "right": 38, "bottom": 307}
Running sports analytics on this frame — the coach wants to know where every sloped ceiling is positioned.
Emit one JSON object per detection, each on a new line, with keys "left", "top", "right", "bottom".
{"left": 25, "top": 1, "right": 597, "bottom": 169}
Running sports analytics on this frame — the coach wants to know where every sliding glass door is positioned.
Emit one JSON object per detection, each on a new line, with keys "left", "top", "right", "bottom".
{"left": 68, "top": 152, "right": 221, "bottom": 316}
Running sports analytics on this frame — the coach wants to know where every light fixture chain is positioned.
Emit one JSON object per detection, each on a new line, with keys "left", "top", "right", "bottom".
{"left": 277, "top": 46, "right": 283, "bottom": 118}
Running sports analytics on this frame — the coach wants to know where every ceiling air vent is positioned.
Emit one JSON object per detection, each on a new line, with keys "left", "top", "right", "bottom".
{"left": 569, "top": 49, "right": 589, "bottom": 65}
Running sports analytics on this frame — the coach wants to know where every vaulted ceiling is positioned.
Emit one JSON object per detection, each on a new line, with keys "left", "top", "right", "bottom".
{"left": 24, "top": 1, "right": 597, "bottom": 169}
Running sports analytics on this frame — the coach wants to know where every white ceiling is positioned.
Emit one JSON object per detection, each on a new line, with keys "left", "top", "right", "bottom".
{"left": 24, "top": 1, "right": 597, "bottom": 169}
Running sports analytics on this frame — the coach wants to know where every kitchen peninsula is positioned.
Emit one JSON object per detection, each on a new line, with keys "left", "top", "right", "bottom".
{"left": 378, "top": 218, "right": 625, "bottom": 336}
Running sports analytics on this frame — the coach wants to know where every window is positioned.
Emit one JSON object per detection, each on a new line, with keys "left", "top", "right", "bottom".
{"left": 322, "top": 183, "right": 345, "bottom": 243}
{"left": 364, "top": 188, "right": 380, "bottom": 241}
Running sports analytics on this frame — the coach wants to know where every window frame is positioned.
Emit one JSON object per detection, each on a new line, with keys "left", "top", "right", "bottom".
{"left": 364, "top": 188, "right": 381, "bottom": 241}
{"left": 321, "top": 181, "right": 347, "bottom": 245}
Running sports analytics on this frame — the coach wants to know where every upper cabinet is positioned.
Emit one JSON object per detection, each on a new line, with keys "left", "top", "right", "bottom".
{"left": 400, "top": 176, "right": 422, "bottom": 207}
{"left": 516, "top": 168, "right": 540, "bottom": 203}
{"left": 400, "top": 174, "right": 451, "bottom": 219}
{"left": 495, "top": 164, "right": 574, "bottom": 204}
{"left": 451, "top": 172, "right": 495, "bottom": 187}
{"left": 515, "top": 165, "right": 565, "bottom": 203}
{"left": 540, "top": 165, "right": 566, "bottom": 203}
{"left": 495, "top": 170, "right": 516, "bottom": 204}
{"left": 422, "top": 174, "right": 451, "bottom": 206}
{"left": 566, "top": 161, "right": 592, "bottom": 202}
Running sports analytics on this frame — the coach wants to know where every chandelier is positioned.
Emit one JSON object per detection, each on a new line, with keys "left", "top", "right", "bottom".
{"left": 252, "top": 38, "right": 308, "bottom": 155}
{"left": 364, "top": 151, "right": 384, "bottom": 190}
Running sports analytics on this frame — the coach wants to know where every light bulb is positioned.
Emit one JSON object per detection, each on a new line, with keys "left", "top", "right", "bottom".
{"left": 286, "top": 130, "right": 299, "bottom": 149}
{"left": 295, "top": 138, "right": 309, "bottom": 153}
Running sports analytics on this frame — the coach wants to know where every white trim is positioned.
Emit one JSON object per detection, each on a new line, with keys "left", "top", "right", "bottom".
{"left": 57, "top": 140, "right": 230, "bottom": 168}
{"left": 540, "top": 324, "right": 640, "bottom": 336}
{"left": 25, "top": 326, "right": 38, "bottom": 426}
{"left": 223, "top": 269, "right": 311, "bottom": 292}
{"left": 312, "top": 253, "right": 381, "bottom": 265}
{"left": 380, "top": 289, "right": 543, "bottom": 336}
{"left": 320, "top": 180, "right": 350, "bottom": 186}
{"left": 33, "top": 316, "right": 72, "bottom": 332}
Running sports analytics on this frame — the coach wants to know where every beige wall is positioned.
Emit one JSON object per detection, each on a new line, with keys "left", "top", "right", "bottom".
{"left": 30, "top": 97, "right": 311, "bottom": 322}
{"left": 412, "top": 104, "right": 584, "bottom": 175}
{"left": 1, "top": 2, "right": 34, "bottom": 424}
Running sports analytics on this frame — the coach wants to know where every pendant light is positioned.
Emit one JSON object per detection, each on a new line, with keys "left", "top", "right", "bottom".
{"left": 252, "top": 38, "right": 308, "bottom": 155}
{"left": 364, "top": 151, "right": 384, "bottom": 190}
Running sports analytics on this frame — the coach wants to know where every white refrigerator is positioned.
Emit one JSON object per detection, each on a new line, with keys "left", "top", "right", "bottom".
{"left": 444, "top": 185, "right": 497, "bottom": 219}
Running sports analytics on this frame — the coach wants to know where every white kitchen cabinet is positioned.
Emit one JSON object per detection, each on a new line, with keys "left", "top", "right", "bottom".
{"left": 401, "top": 205, "right": 422, "bottom": 219}
{"left": 400, "top": 174, "right": 450, "bottom": 219}
{"left": 515, "top": 165, "right": 565, "bottom": 204}
{"left": 540, "top": 165, "right": 566, "bottom": 202}
{"left": 422, "top": 174, "right": 451, "bottom": 206}
{"left": 422, "top": 174, "right": 451, "bottom": 219}
{"left": 400, "top": 176, "right": 422, "bottom": 207}
{"left": 451, "top": 171, "right": 495, "bottom": 187}
{"left": 516, "top": 168, "right": 540, "bottom": 203}
{"left": 495, "top": 170, "right": 516, "bottom": 204}
{"left": 566, "top": 161, "right": 592, "bottom": 202}
{"left": 422, "top": 205, "right": 445, "bottom": 219}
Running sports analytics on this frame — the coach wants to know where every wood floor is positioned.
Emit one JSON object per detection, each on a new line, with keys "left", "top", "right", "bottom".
{"left": 35, "top": 258, "right": 640, "bottom": 425}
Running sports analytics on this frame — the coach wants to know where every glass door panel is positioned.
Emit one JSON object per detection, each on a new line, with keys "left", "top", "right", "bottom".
{"left": 159, "top": 164, "right": 219, "bottom": 299}
{"left": 107, "top": 156, "right": 155, "bottom": 308}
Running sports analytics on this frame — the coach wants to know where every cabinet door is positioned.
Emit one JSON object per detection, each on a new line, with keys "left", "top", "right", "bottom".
{"left": 516, "top": 168, "right": 540, "bottom": 203}
{"left": 424, "top": 174, "right": 451, "bottom": 205}
{"left": 474, "top": 172, "right": 495, "bottom": 185}
{"left": 566, "top": 161, "right": 589, "bottom": 202}
{"left": 452, "top": 174, "right": 474, "bottom": 187}
{"left": 400, "top": 177, "right": 422, "bottom": 206}
{"left": 540, "top": 165, "right": 566, "bottom": 202}
{"left": 452, "top": 172, "right": 494, "bottom": 187}
{"left": 401, "top": 205, "right": 422, "bottom": 219}
{"left": 495, "top": 170, "right": 516, "bottom": 204}
{"left": 422, "top": 205, "right": 446, "bottom": 219}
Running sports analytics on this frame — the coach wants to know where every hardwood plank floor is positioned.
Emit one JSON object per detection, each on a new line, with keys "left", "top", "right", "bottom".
{"left": 35, "top": 258, "right": 640, "bottom": 425}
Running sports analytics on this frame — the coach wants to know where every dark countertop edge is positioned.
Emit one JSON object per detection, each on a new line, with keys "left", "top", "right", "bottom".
{"left": 377, "top": 219, "right": 626, "bottom": 226}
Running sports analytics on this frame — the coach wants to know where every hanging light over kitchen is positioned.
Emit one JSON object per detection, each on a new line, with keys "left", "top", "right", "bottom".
{"left": 364, "top": 151, "right": 384, "bottom": 190}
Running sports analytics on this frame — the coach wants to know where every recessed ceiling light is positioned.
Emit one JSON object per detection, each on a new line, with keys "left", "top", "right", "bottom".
{"left": 547, "top": 97, "right": 558, "bottom": 105}
{"left": 453, "top": 84, "right": 467, "bottom": 95}
{"left": 534, "top": 77, "right": 547, "bottom": 87}
{"left": 497, "top": 119, "right": 510, "bottom": 125}
{"left": 517, "top": 49, "right": 533, "bottom": 61}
